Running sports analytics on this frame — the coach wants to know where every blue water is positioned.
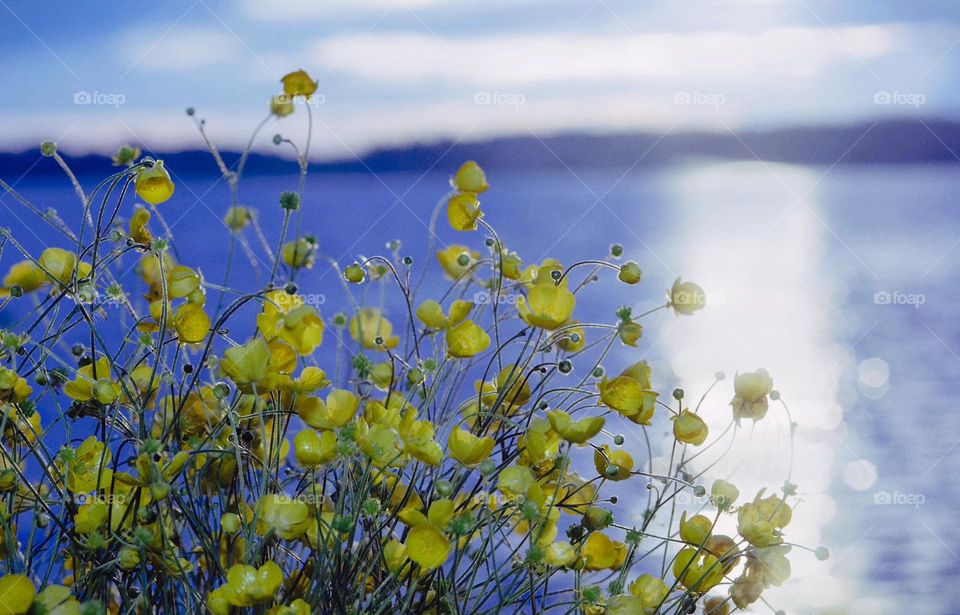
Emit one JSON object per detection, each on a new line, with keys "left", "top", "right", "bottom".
{"left": 1, "top": 161, "right": 958, "bottom": 613}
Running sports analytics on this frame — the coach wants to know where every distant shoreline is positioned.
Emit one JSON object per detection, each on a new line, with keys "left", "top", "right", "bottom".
{"left": 2, "top": 117, "right": 959, "bottom": 177}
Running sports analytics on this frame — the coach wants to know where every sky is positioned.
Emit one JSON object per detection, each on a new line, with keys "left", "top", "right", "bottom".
{"left": 2, "top": 0, "right": 960, "bottom": 159}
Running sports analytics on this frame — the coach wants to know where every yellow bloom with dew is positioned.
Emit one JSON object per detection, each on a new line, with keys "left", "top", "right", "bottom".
{"left": 255, "top": 494, "right": 310, "bottom": 540}
{"left": 732, "top": 368, "right": 774, "bottom": 424}
{"left": 453, "top": 160, "right": 488, "bottom": 194}
{"left": 129, "top": 207, "right": 153, "bottom": 244}
{"left": 628, "top": 574, "right": 669, "bottom": 613}
{"left": 1, "top": 260, "right": 47, "bottom": 296}
{"left": 447, "top": 192, "right": 483, "bottom": 231}
{"left": 711, "top": 479, "right": 739, "bottom": 511}
{"left": 517, "top": 282, "right": 576, "bottom": 330}
{"left": 38, "top": 248, "right": 90, "bottom": 286}
{"left": 281, "top": 69, "right": 317, "bottom": 97}
{"left": 447, "top": 427, "right": 494, "bottom": 466}
{"left": 0, "top": 574, "right": 35, "bottom": 614}
{"left": 63, "top": 357, "right": 120, "bottom": 404}
{"left": 257, "top": 290, "right": 325, "bottom": 355}
{"left": 673, "top": 409, "right": 709, "bottom": 446}
{"left": 220, "top": 337, "right": 271, "bottom": 386}
{"left": 135, "top": 160, "right": 175, "bottom": 205}
{"left": 282, "top": 238, "right": 315, "bottom": 269}
{"left": 673, "top": 547, "right": 723, "bottom": 591}
{"left": 669, "top": 277, "right": 706, "bottom": 315}
{"left": 446, "top": 320, "right": 490, "bottom": 358}
{"left": 618, "top": 261, "right": 642, "bottom": 285}
{"left": 294, "top": 429, "right": 337, "bottom": 466}
{"left": 679, "top": 511, "right": 713, "bottom": 545}
{"left": 298, "top": 389, "right": 359, "bottom": 430}
{"left": 593, "top": 445, "right": 633, "bottom": 481}
{"left": 547, "top": 409, "right": 604, "bottom": 444}
{"left": 271, "top": 94, "right": 294, "bottom": 117}
{"left": 349, "top": 308, "right": 400, "bottom": 350}
{"left": 61, "top": 436, "right": 112, "bottom": 494}
{"left": 436, "top": 245, "right": 480, "bottom": 280}
{"left": 173, "top": 303, "right": 210, "bottom": 343}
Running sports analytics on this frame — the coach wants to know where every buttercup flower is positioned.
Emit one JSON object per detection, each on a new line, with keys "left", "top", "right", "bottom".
{"left": 39, "top": 248, "right": 90, "bottom": 286}
{"left": 1, "top": 260, "right": 46, "bottom": 296}
{"left": 294, "top": 429, "right": 337, "bottom": 466}
{"left": 224, "top": 206, "right": 251, "bottom": 230}
{"left": 0, "top": 574, "right": 34, "bottom": 614}
{"left": 220, "top": 337, "right": 271, "bottom": 386}
{"left": 0, "top": 367, "right": 32, "bottom": 404}
{"left": 453, "top": 161, "right": 488, "bottom": 194}
{"left": 61, "top": 436, "right": 113, "bottom": 493}
{"left": 446, "top": 320, "right": 490, "bottom": 358}
{"left": 679, "top": 511, "right": 713, "bottom": 545}
{"left": 255, "top": 494, "right": 309, "bottom": 540}
{"left": 63, "top": 357, "right": 120, "bottom": 404}
{"left": 416, "top": 299, "right": 472, "bottom": 330}
{"left": 593, "top": 445, "right": 633, "bottom": 481}
{"left": 271, "top": 94, "right": 294, "bottom": 117}
{"left": 436, "top": 245, "right": 480, "bottom": 280}
{"left": 517, "top": 281, "right": 576, "bottom": 329}
{"left": 282, "top": 238, "right": 315, "bottom": 269}
{"left": 673, "top": 409, "right": 709, "bottom": 446}
{"left": 598, "top": 361, "right": 657, "bottom": 423}
{"left": 546, "top": 409, "right": 604, "bottom": 444}
{"left": 135, "top": 160, "right": 175, "bottom": 205}
{"left": 447, "top": 427, "right": 494, "bottom": 465}
{"left": 668, "top": 277, "right": 706, "bottom": 315}
{"left": 298, "top": 389, "right": 360, "bottom": 430}
{"left": 257, "top": 290, "right": 325, "bottom": 355}
{"left": 673, "top": 547, "right": 723, "bottom": 590}
{"left": 711, "top": 479, "right": 740, "bottom": 511}
{"left": 209, "top": 561, "right": 283, "bottom": 609}
{"left": 129, "top": 207, "right": 153, "bottom": 244}
{"left": 173, "top": 303, "right": 210, "bottom": 343}
{"left": 737, "top": 491, "right": 792, "bottom": 547}
{"left": 618, "top": 320, "right": 643, "bottom": 347}
{"left": 281, "top": 69, "right": 317, "bottom": 97}
{"left": 732, "top": 368, "right": 774, "bottom": 424}
{"left": 627, "top": 574, "right": 669, "bottom": 613}
{"left": 447, "top": 192, "right": 483, "bottom": 231}
{"left": 349, "top": 308, "right": 400, "bottom": 350}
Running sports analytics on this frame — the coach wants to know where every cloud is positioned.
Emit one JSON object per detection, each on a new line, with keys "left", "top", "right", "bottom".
{"left": 119, "top": 28, "right": 241, "bottom": 72}
{"left": 310, "top": 26, "right": 895, "bottom": 86}
{"left": 240, "top": 0, "right": 468, "bottom": 22}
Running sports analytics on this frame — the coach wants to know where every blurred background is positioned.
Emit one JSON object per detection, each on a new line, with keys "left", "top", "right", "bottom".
{"left": 2, "top": 1, "right": 959, "bottom": 613}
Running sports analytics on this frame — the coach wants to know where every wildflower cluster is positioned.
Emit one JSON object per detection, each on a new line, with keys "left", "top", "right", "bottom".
{"left": 0, "top": 70, "right": 821, "bottom": 614}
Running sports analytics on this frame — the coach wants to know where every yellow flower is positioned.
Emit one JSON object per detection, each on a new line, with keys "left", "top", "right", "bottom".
{"left": 298, "top": 389, "right": 359, "bottom": 430}
{"left": 593, "top": 445, "right": 633, "bottom": 481}
{"left": 669, "top": 277, "right": 706, "bottom": 315}
{"left": 703, "top": 596, "right": 730, "bottom": 615}
{"left": 453, "top": 161, "right": 488, "bottom": 194}
{"left": 220, "top": 337, "right": 271, "bottom": 386}
{"left": 416, "top": 299, "right": 472, "bottom": 330}
{"left": 447, "top": 192, "right": 482, "bottom": 231}
{"left": 618, "top": 320, "right": 642, "bottom": 347}
{"left": 672, "top": 546, "right": 723, "bottom": 591}
{"left": 38, "top": 248, "right": 90, "bottom": 286}
{"left": 135, "top": 160, "right": 175, "bottom": 205}
{"left": 129, "top": 207, "right": 153, "bottom": 244}
{"left": 281, "top": 69, "right": 317, "bottom": 97}
{"left": 436, "top": 245, "right": 480, "bottom": 280}
{"left": 517, "top": 282, "right": 575, "bottom": 330}
{"left": 730, "top": 574, "right": 763, "bottom": 609}
{"left": 500, "top": 248, "right": 522, "bottom": 279}
{"left": 405, "top": 523, "right": 450, "bottom": 570}
{"left": 349, "top": 308, "right": 400, "bottom": 350}
{"left": 673, "top": 410, "right": 708, "bottom": 446}
{"left": 1, "top": 260, "right": 47, "bottom": 296}
{"left": 62, "top": 436, "right": 112, "bottom": 493}
{"left": 257, "top": 290, "right": 325, "bottom": 355}
{"left": 0, "top": 367, "right": 32, "bottom": 404}
{"left": 282, "top": 238, "right": 315, "bottom": 269}
{"left": 447, "top": 427, "right": 494, "bottom": 466}
{"left": 271, "top": 94, "right": 294, "bottom": 117}
{"left": 582, "top": 532, "right": 626, "bottom": 571}
{"left": 597, "top": 362, "right": 656, "bottom": 422}
{"left": 63, "top": 357, "right": 119, "bottom": 404}
{"left": 628, "top": 574, "right": 669, "bottom": 613}
{"left": 732, "top": 368, "right": 773, "bottom": 424}
{"left": 556, "top": 321, "right": 585, "bottom": 352}
{"left": 711, "top": 479, "right": 739, "bottom": 511}
{"left": 224, "top": 206, "right": 251, "bottom": 230}
{"left": 255, "top": 494, "right": 309, "bottom": 540}
{"left": 214, "top": 561, "right": 283, "bottom": 607}
{"left": 446, "top": 320, "right": 490, "bottom": 358}
{"left": 167, "top": 266, "right": 200, "bottom": 298}
{"left": 173, "top": 303, "right": 210, "bottom": 343}
{"left": 679, "top": 511, "right": 713, "bottom": 545}
{"left": 543, "top": 541, "right": 576, "bottom": 567}
{"left": 737, "top": 491, "right": 792, "bottom": 547}
{"left": 293, "top": 429, "right": 337, "bottom": 466}
{"left": 0, "top": 574, "right": 35, "bottom": 614}
{"left": 618, "top": 261, "right": 642, "bottom": 284}
{"left": 32, "top": 584, "right": 80, "bottom": 615}
{"left": 546, "top": 409, "right": 604, "bottom": 445}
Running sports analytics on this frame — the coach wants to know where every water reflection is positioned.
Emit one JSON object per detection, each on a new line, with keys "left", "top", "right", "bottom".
{"left": 657, "top": 162, "right": 854, "bottom": 613}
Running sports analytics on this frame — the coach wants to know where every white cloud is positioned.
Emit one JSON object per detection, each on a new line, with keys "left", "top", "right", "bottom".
{"left": 120, "top": 28, "right": 241, "bottom": 72}
{"left": 240, "top": 0, "right": 468, "bottom": 22}
{"left": 310, "top": 26, "right": 894, "bottom": 85}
